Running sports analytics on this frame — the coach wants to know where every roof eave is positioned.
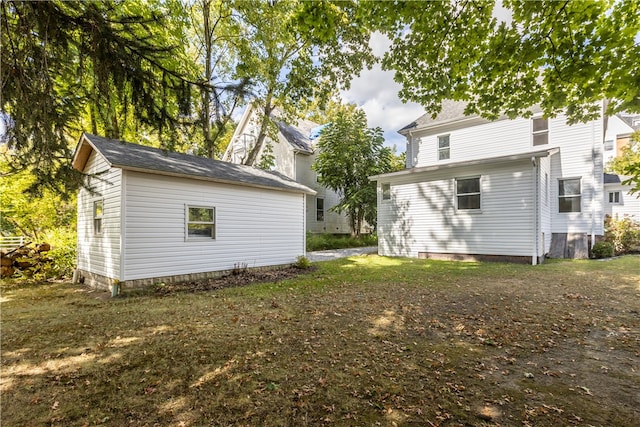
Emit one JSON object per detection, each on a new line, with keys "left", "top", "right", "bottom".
{"left": 113, "top": 164, "right": 317, "bottom": 195}
{"left": 370, "top": 147, "right": 560, "bottom": 181}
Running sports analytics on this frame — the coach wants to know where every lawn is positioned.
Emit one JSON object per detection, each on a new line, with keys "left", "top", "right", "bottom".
{"left": 1, "top": 255, "right": 639, "bottom": 426}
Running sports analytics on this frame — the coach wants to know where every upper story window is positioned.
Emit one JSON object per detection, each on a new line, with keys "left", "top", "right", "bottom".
{"left": 316, "top": 198, "right": 324, "bottom": 221}
{"left": 532, "top": 117, "right": 549, "bottom": 146}
{"left": 456, "top": 177, "right": 481, "bottom": 210}
{"left": 438, "top": 135, "right": 450, "bottom": 160}
{"left": 608, "top": 191, "right": 621, "bottom": 204}
{"left": 93, "top": 200, "right": 103, "bottom": 235}
{"left": 604, "top": 140, "right": 614, "bottom": 151}
{"left": 186, "top": 206, "right": 216, "bottom": 239}
{"left": 382, "top": 183, "right": 391, "bottom": 200}
{"left": 558, "top": 178, "right": 581, "bottom": 213}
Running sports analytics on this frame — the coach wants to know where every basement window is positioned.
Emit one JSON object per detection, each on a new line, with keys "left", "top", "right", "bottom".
{"left": 186, "top": 206, "right": 215, "bottom": 239}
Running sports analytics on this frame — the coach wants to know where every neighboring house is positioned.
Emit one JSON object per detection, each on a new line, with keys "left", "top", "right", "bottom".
{"left": 603, "top": 113, "right": 638, "bottom": 165}
{"left": 604, "top": 173, "right": 640, "bottom": 220}
{"left": 371, "top": 100, "right": 639, "bottom": 264}
{"left": 72, "top": 133, "right": 315, "bottom": 293}
{"left": 222, "top": 105, "right": 358, "bottom": 234}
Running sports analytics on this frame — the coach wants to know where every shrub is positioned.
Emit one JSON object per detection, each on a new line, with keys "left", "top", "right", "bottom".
{"left": 604, "top": 215, "right": 640, "bottom": 255}
{"left": 294, "top": 255, "right": 311, "bottom": 269}
{"left": 591, "top": 241, "right": 614, "bottom": 259}
{"left": 306, "top": 233, "right": 377, "bottom": 252}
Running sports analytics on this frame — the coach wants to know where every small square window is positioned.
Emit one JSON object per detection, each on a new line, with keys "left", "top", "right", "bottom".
{"left": 382, "top": 183, "right": 391, "bottom": 200}
{"left": 456, "top": 177, "right": 481, "bottom": 210}
{"left": 93, "top": 200, "right": 103, "bottom": 235}
{"left": 438, "top": 135, "right": 450, "bottom": 160}
{"left": 186, "top": 206, "right": 215, "bottom": 239}
{"left": 558, "top": 178, "right": 581, "bottom": 213}
{"left": 608, "top": 191, "right": 621, "bottom": 204}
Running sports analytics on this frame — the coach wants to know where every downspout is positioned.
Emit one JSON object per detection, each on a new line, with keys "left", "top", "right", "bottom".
{"left": 531, "top": 157, "right": 539, "bottom": 265}
{"left": 590, "top": 117, "right": 598, "bottom": 252}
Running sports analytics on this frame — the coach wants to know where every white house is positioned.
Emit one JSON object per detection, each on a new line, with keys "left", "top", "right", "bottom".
{"left": 223, "top": 105, "right": 357, "bottom": 234}
{"left": 371, "top": 101, "right": 639, "bottom": 263}
{"left": 72, "top": 133, "right": 315, "bottom": 293}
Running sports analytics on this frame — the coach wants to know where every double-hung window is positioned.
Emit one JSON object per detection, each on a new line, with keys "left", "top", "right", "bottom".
{"left": 382, "top": 183, "right": 391, "bottom": 200}
{"left": 93, "top": 200, "right": 103, "bottom": 235}
{"left": 186, "top": 206, "right": 215, "bottom": 239}
{"left": 316, "top": 198, "right": 324, "bottom": 221}
{"left": 438, "top": 135, "right": 450, "bottom": 160}
{"left": 558, "top": 178, "right": 581, "bottom": 213}
{"left": 456, "top": 177, "right": 481, "bottom": 210}
{"left": 532, "top": 117, "right": 549, "bottom": 146}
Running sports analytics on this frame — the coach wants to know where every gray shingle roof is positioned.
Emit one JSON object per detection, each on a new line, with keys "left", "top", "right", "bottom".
{"left": 399, "top": 100, "right": 470, "bottom": 134}
{"left": 276, "top": 116, "right": 319, "bottom": 154}
{"left": 399, "top": 101, "right": 544, "bottom": 134}
{"left": 604, "top": 173, "right": 621, "bottom": 184}
{"left": 76, "top": 133, "right": 315, "bottom": 195}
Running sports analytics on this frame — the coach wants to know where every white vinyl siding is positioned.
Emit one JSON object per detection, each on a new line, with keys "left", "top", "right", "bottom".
{"left": 378, "top": 160, "right": 535, "bottom": 258}
{"left": 604, "top": 182, "right": 640, "bottom": 220}
{"left": 122, "top": 171, "right": 305, "bottom": 281}
{"left": 76, "top": 151, "right": 122, "bottom": 279}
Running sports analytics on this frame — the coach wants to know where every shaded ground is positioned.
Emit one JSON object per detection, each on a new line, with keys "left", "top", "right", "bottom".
{"left": 1, "top": 255, "right": 639, "bottom": 426}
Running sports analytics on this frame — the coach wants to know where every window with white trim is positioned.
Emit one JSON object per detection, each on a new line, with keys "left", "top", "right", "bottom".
{"left": 382, "top": 183, "right": 391, "bottom": 200}
{"left": 608, "top": 191, "right": 621, "bottom": 204}
{"left": 93, "top": 200, "right": 103, "bottom": 235}
{"left": 558, "top": 178, "right": 581, "bottom": 213}
{"left": 316, "top": 198, "right": 324, "bottom": 221}
{"left": 186, "top": 206, "right": 215, "bottom": 239}
{"left": 456, "top": 177, "right": 481, "bottom": 210}
{"left": 532, "top": 117, "right": 549, "bottom": 146}
{"left": 438, "top": 135, "right": 450, "bottom": 160}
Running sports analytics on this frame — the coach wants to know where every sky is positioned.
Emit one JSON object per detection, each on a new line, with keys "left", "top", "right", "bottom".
{"left": 341, "top": 3, "right": 514, "bottom": 152}
{"left": 339, "top": 32, "right": 424, "bottom": 152}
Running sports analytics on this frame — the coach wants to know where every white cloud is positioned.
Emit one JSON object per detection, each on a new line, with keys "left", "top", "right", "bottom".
{"left": 341, "top": 33, "right": 424, "bottom": 151}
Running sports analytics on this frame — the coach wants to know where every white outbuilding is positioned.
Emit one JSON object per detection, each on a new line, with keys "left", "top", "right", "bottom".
{"left": 72, "top": 133, "right": 315, "bottom": 294}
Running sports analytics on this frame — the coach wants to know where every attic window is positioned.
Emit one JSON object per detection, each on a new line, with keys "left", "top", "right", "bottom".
{"left": 186, "top": 206, "right": 215, "bottom": 239}
{"left": 438, "top": 135, "right": 450, "bottom": 160}
{"left": 532, "top": 118, "right": 549, "bottom": 146}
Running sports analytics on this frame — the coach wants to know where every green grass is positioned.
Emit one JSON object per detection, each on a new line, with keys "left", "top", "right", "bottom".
{"left": 306, "top": 232, "right": 377, "bottom": 251}
{"left": 2, "top": 255, "right": 639, "bottom": 426}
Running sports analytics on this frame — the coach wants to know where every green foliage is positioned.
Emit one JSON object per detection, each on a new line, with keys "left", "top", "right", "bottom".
{"left": 256, "top": 142, "right": 276, "bottom": 170}
{"left": 607, "top": 131, "right": 640, "bottom": 195}
{"left": 306, "top": 233, "right": 377, "bottom": 252}
{"left": 591, "top": 241, "right": 615, "bottom": 259}
{"left": 294, "top": 255, "right": 311, "bottom": 269}
{"left": 604, "top": 215, "right": 640, "bottom": 255}
{"left": 313, "top": 106, "right": 392, "bottom": 235}
{"left": 360, "top": 0, "right": 640, "bottom": 123}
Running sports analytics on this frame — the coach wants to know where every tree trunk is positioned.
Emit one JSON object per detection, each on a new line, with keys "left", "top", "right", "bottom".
{"left": 243, "top": 97, "right": 273, "bottom": 166}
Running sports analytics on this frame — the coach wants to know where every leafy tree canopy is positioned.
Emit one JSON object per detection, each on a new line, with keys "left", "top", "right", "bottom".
{"left": 356, "top": 0, "right": 640, "bottom": 123}
{"left": 1, "top": 0, "right": 199, "bottom": 194}
{"left": 312, "top": 105, "right": 393, "bottom": 236}
{"left": 607, "top": 130, "right": 640, "bottom": 194}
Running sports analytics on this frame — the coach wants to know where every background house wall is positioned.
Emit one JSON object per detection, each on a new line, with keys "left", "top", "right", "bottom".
{"left": 77, "top": 151, "right": 122, "bottom": 282}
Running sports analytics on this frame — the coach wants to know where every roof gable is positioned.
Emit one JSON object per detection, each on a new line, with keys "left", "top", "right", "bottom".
{"left": 73, "top": 134, "right": 315, "bottom": 195}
